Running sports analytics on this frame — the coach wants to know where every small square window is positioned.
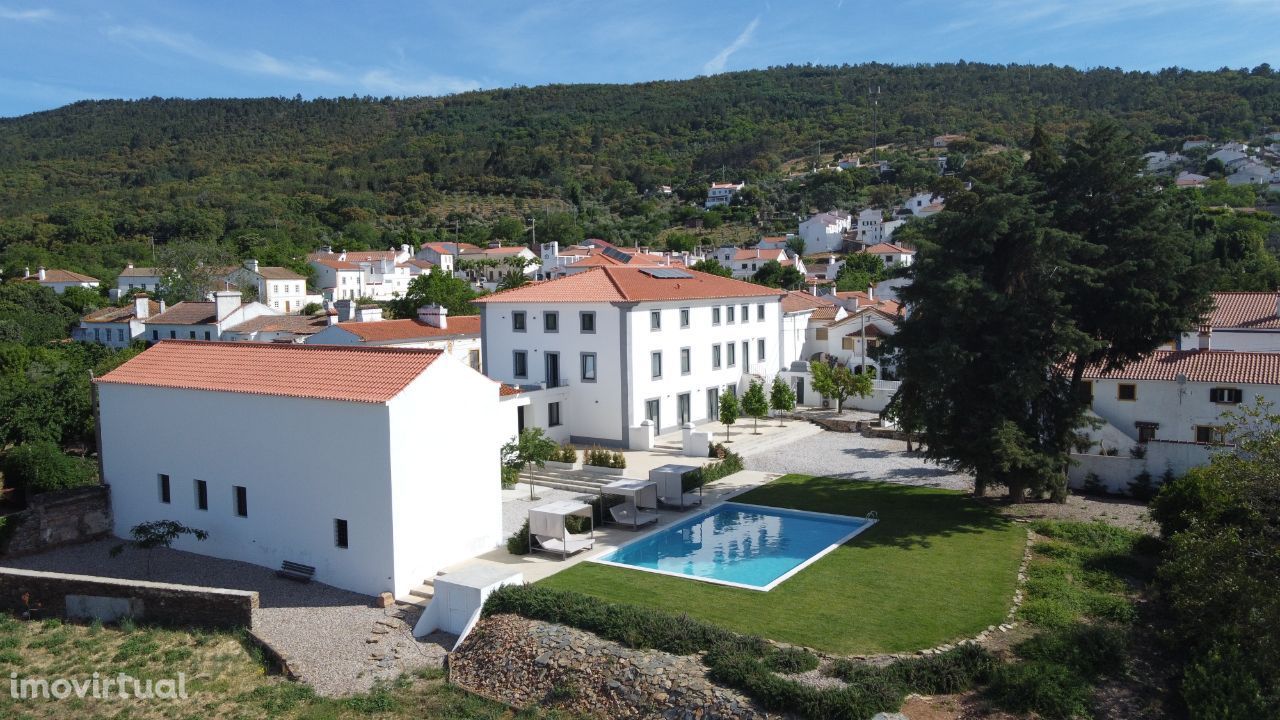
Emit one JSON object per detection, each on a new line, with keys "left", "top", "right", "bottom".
{"left": 650, "top": 310, "right": 661, "bottom": 330}
{"left": 580, "top": 311, "right": 596, "bottom": 333}
{"left": 334, "top": 519, "right": 349, "bottom": 549}
{"left": 158, "top": 474, "right": 170, "bottom": 504}
{"left": 548, "top": 401, "right": 562, "bottom": 427}
{"left": 544, "top": 311, "right": 558, "bottom": 333}
{"left": 512, "top": 311, "right": 527, "bottom": 332}
{"left": 1117, "top": 384, "right": 1136, "bottom": 401}
{"left": 680, "top": 308, "right": 690, "bottom": 327}
{"left": 1195, "top": 425, "right": 1225, "bottom": 444}
{"left": 234, "top": 486, "right": 248, "bottom": 517}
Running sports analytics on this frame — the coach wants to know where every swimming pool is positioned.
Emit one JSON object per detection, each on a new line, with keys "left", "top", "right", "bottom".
{"left": 591, "top": 502, "right": 875, "bottom": 591}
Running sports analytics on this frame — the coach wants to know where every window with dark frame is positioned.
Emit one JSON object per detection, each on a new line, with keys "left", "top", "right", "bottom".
{"left": 581, "top": 352, "right": 597, "bottom": 382}
{"left": 1117, "top": 384, "right": 1137, "bottom": 401}
{"left": 680, "top": 308, "right": 690, "bottom": 327}
{"left": 334, "top": 519, "right": 349, "bottom": 549}
{"left": 681, "top": 347, "right": 691, "bottom": 374}
{"left": 712, "top": 307, "right": 721, "bottom": 325}
{"left": 544, "top": 311, "right": 558, "bottom": 332}
{"left": 1195, "top": 425, "right": 1225, "bottom": 444}
{"left": 1209, "top": 387, "right": 1243, "bottom": 404}
{"left": 651, "top": 351, "right": 662, "bottom": 378}
{"left": 195, "top": 479, "right": 208, "bottom": 511}
{"left": 548, "top": 401, "right": 562, "bottom": 427}
{"left": 233, "top": 486, "right": 248, "bottom": 517}
{"left": 650, "top": 310, "right": 661, "bottom": 330}
{"left": 158, "top": 474, "right": 170, "bottom": 504}
{"left": 580, "top": 311, "right": 596, "bottom": 333}
{"left": 513, "top": 350, "right": 528, "bottom": 378}
{"left": 1136, "top": 424, "right": 1157, "bottom": 443}
{"left": 512, "top": 311, "right": 526, "bottom": 332}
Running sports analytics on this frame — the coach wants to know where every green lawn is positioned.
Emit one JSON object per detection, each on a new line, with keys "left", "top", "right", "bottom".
{"left": 539, "top": 475, "right": 1026, "bottom": 655}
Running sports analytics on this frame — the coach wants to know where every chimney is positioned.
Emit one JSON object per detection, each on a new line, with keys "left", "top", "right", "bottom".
{"left": 23, "top": 266, "right": 30, "bottom": 279}
{"left": 243, "top": 259, "right": 259, "bottom": 273}
{"left": 335, "top": 299, "right": 357, "bottom": 322}
{"left": 400, "top": 243, "right": 412, "bottom": 257}
{"left": 356, "top": 305, "right": 383, "bottom": 323}
{"left": 417, "top": 304, "right": 448, "bottom": 329}
{"left": 158, "top": 300, "right": 166, "bottom": 314}
{"left": 1197, "top": 325, "right": 1212, "bottom": 351}
{"left": 133, "top": 293, "right": 150, "bottom": 320}
{"left": 126, "top": 262, "right": 134, "bottom": 270}
{"left": 338, "top": 251, "right": 347, "bottom": 261}
{"left": 213, "top": 290, "right": 240, "bottom": 321}
{"left": 38, "top": 266, "right": 47, "bottom": 281}
{"left": 867, "top": 285, "right": 875, "bottom": 301}
{"left": 323, "top": 300, "right": 337, "bottom": 326}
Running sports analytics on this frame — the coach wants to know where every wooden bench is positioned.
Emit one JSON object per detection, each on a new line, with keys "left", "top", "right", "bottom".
{"left": 276, "top": 561, "right": 315, "bottom": 583}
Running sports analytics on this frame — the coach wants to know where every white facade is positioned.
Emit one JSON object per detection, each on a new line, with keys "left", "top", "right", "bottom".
{"left": 97, "top": 346, "right": 503, "bottom": 598}
{"left": 903, "top": 192, "right": 944, "bottom": 217}
{"left": 306, "top": 308, "right": 483, "bottom": 371}
{"left": 480, "top": 281, "right": 784, "bottom": 446}
{"left": 112, "top": 265, "right": 164, "bottom": 300}
{"left": 229, "top": 260, "right": 319, "bottom": 314}
{"left": 309, "top": 246, "right": 415, "bottom": 302}
{"left": 1085, "top": 374, "right": 1278, "bottom": 446}
{"left": 18, "top": 267, "right": 100, "bottom": 294}
{"left": 143, "top": 292, "right": 277, "bottom": 343}
{"left": 705, "top": 182, "right": 744, "bottom": 208}
{"left": 798, "top": 211, "right": 852, "bottom": 254}
{"left": 74, "top": 295, "right": 161, "bottom": 348}
{"left": 856, "top": 209, "right": 904, "bottom": 245}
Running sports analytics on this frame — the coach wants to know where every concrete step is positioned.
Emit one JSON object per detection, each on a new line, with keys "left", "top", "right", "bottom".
{"left": 398, "top": 594, "right": 429, "bottom": 608}
{"left": 409, "top": 584, "right": 435, "bottom": 600}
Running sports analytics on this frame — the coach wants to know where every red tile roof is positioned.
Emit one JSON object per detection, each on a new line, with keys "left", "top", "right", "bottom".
{"left": 118, "top": 266, "right": 161, "bottom": 278}
{"left": 97, "top": 341, "right": 442, "bottom": 403}
{"left": 143, "top": 302, "right": 218, "bottom": 325}
{"left": 255, "top": 266, "right": 306, "bottom": 280}
{"left": 1081, "top": 349, "right": 1280, "bottom": 386}
{"left": 311, "top": 257, "right": 361, "bottom": 271}
{"left": 780, "top": 290, "right": 836, "bottom": 314}
{"left": 834, "top": 291, "right": 902, "bottom": 315}
{"left": 18, "top": 269, "right": 99, "bottom": 284}
{"left": 460, "top": 246, "right": 532, "bottom": 257}
{"left": 400, "top": 258, "right": 435, "bottom": 270}
{"left": 567, "top": 251, "right": 662, "bottom": 268}
{"left": 863, "top": 243, "right": 914, "bottom": 255}
{"left": 474, "top": 267, "right": 784, "bottom": 304}
{"left": 329, "top": 315, "right": 481, "bottom": 342}
{"left": 1203, "top": 292, "right": 1280, "bottom": 330}
{"left": 81, "top": 300, "right": 163, "bottom": 324}
{"left": 224, "top": 314, "right": 331, "bottom": 335}
{"left": 499, "top": 384, "right": 523, "bottom": 397}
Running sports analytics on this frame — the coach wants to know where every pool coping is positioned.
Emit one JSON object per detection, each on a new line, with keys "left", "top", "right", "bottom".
{"left": 588, "top": 501, "right": 877, "bottom": 592}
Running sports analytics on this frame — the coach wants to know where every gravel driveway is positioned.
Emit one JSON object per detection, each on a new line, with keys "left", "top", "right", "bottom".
{"left": 1, "top": 539, "right": 448, "bottom": 696}
{"left": 739, "top": 430, "right": 975, "bottom": 491}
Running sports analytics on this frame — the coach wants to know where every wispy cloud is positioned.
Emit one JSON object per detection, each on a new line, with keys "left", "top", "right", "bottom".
{"left": 703, "top": 16, "right": 759, "bottom": 75}
{"left": 0, "top": 5, "right": 53, "bottom": 21}
{"left": 105, "top": 24, "right": 478, "bottom": 96}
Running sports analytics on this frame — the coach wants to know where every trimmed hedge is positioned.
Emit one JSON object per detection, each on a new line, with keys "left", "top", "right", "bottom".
{"left": 482, "top": 584, "right": 996, "bottom": 720}
{"left": 682, "top": 450, "right": 744, "bottom": 493}
{"left": 584, "top": 448, "right": 626, "bottom": 469}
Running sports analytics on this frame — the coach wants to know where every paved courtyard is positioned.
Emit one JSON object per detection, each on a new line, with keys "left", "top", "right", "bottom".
{"left": 739, "top": 429, "right": 975, "bottom": 491}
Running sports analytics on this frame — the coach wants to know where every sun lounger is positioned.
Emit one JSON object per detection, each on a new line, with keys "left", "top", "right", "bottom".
{"left": 609, "top": 502, "right": 659, "bottom": 530}
{"left": 533, "top": 533, "right": 595, "bottom": 558}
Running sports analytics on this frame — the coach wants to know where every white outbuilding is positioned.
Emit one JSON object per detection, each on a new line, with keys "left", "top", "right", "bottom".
{"left": 95, "top": 340, "right": 504, "bottom": 598}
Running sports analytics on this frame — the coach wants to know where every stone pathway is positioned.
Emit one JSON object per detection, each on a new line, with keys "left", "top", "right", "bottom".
{"left": 739, "top": 430, "right": 974, "bottom": 490}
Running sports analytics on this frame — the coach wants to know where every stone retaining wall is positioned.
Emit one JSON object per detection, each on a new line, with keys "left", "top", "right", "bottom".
{"left": 0, "top": 567, "right": 257, "bottom": 629}
{"left": 450, "top": 614, "right": 771, "bottom": 719}
{"left": 1, "top": 486, "right": 112, "bottom": 557}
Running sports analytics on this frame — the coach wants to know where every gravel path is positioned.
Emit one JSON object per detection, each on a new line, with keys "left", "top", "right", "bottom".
{"left": 739, "top": 430, "right": 974, "bottom": 491}
{"left": 1, "top": 539, "right": 448, "bottom": 696}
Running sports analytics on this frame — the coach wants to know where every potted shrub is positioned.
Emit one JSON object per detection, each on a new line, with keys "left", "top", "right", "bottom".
{"left": 583, "top": 447, "right": 626, "bottom": 476}
{"left": 545, "top": 444, "right": 578, "bottom": 471}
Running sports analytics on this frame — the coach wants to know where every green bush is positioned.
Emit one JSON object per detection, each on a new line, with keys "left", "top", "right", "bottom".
{"left": 763, "top": 647, "right": 820, "bottom": 674}
{"left": 985, "top": 661, "right": 1091, "bottom": 720}
{"left": 1014, "top": 623, "right": 1127, "bottom": 680}
{"left": 483, "top": 584, "right": 996, "bottom": 720}
{"left": 0, "top": 441, "right": 98, "bottom": 496}
{"left": 1179, "top": 639, "right": 1273, "bottom": 719}
{"left": 556, "top": 444, "right": 577, "bottom": 464}
{"left": 506, "top": 520, "right": 530, "bottom": 555}
{"left": 682, "top": 450, "right": 744, "bottom": 492}
{"left": 1080, "top": 471, "right": 1106, "bottom": 496}
{"left": 1127, "top": 469, "right": 1157, "bottom": 501}
{"left": 583, "top": 447, "right": 625, "bottom": 468}
{"left": 500, "top": 464, "right": 520, "bottom": 489}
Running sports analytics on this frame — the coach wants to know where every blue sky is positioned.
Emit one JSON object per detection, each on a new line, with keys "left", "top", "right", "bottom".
{"left": 1, "top": 0, "right": 1277, "bottom": 118}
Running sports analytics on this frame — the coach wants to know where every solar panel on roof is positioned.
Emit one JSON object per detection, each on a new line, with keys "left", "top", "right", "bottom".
{"left": 640, "top": 268, "right": 694, "bottom": 279}
{"left": 601, "top": 246, "right": 633, "bottom": 264}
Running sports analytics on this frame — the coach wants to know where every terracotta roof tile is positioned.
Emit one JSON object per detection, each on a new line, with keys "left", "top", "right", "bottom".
{"left": 255, "top": 267, "right": 306, "bottom": 280}
{"left": 1203, "top": 292, "right": 1280, "bottom": 330}
{"left": 475, "top": 267, "right": 783, "bottom": 304}
{"left": 311, "top": 257, "right": 361, "bottom": 271}
{"left": 81, "top": 300, "right": 163, "bottom": 324}
{"left": 863, "top": 243, "right": 914, "bottom": 255}
{"left": 330, "top": 315, "right": 481, "bottom": 342}
{"left": 19, "top": 269, "right": 99, "bottom": 283}
{"left": 780, "top": 290, "right": 835, "bottom": 314}
{"left": 224, "top": 314, "right": 330, "bottom": 335}
{"left": 499, "top": 384, "right": 523, "bottom": 397}
{"left": 143, "top": 301, "right": 218, "bottom": 325}
{"left": 1082, "top": 349, "right": 1280, "bottom": 386}
{"left": 118, "top": 266, "right": 161, "bottom": 277}
{"left": 97, "top": 341, "right": 442, "bottom": 403}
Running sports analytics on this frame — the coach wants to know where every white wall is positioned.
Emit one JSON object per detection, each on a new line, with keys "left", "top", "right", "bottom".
{"left": 1088, "top": 377, "right": 1280, "bottom": 444}
{"left": 1176, "top": 331, "right": 1280, "bottom": 352}
{"left": 386, "top": 358, "right": 503, "bottom": 597}
{"left": 1068, "top": 441, "right": 1216, "bottom": 494}
{"left": 99, "top": 383, "right": 397, "bottom": 596}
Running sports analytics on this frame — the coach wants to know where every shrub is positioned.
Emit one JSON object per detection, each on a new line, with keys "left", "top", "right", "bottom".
{"left": 0, "top": 441, "right": 98, "bottom": 496}
{"left": 763, "top": 647, "right": 820, "bottom": 674}
{"left": 1080, "top": 471, "right": 1106, "bottom": 496}
{"left": 1013, "top": 623, "right": 1127, "bottom": 679}
{"left": 556, "top": 444, "right": 577, "bottom": 464}
{"left": 682, "top": 449, "right": 744, "bottom": 492}
{"left": 583, "top": 447, "right": 624, "bottom": 468}
{"left": 984, "top": 661, "right": 1091, "bottom": 720}
{"left": 506, "top": 520, "right": 530, "bottom": 555}
{"left": 1180, "top": 640, "right": 1272, "bottom": 719}
{"left": 500, "top": 465, "right": 520, "bottom": 489}
{"left": 1127, "top": 470, "right": 1156, "bottom": 501}
{"left": 1128, "top": 444, "right": 1147, "bottom": 459}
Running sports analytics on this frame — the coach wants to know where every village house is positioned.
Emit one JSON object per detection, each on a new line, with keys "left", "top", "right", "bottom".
{"left": 95, "top": 341, "right": 503, "bottom": 598}
{"left": 306, "top": 303, "right": 483, "bottom": 371}
{"left": 1176, "top": 292, "right": 1280, "bottom": 352}
{"left": 710, "top": 246, "right": 806, "bottom": 280}
{"left": 861, "top": 242, "right": 915, "bottom": 268}
{"left": 456, "top": 244, "right": 540, "bottom": 290}
{"left": 142, "top": 291, "right": 277, "bottom": 343}
{"left": 14, "top": 266, "right": 99, "bottom": 294}
{"left": 797, "top": 211, "right": 853, "bottom": 253}
{"left": 111, "top": 264, "right": 164, "bottom": 300}
{"left": 856, "top": 208, "right": 905, "bottom": 246}
{"left": 902, "top": 192, "right": 945, "bottom": 217}
{"left": 704, "top": 181, "right": 744, "bottom": 208}
{"left": 308, "top": 246, "right": 416, "bottom": 302}
{"left": 228, "top": 259, "right": 321, "bottom": 314}
{"left": 73, "top": 294, "right": 164, "bottom": 348}
{"left": 475, "top": 266, "right": 785, "bottom": 447}
{"left": 220, "top": 313, "right": 333, "bottom": 343}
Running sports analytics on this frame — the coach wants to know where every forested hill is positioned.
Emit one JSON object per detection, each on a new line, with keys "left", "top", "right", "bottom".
{"left": 1, "top": 62, "right": 1277, "bottom": 279}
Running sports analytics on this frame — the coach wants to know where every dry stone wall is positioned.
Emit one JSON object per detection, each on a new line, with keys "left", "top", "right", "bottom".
{"left": 1, "top": 486, "right": 112, "bottom": 556}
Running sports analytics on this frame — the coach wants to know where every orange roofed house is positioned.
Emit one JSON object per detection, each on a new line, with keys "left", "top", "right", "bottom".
{"left": 474, "top": 266, "right": 785, "bottom": 448}
{"left": 95, "top": 341, "right": 505, "bottom": 598}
